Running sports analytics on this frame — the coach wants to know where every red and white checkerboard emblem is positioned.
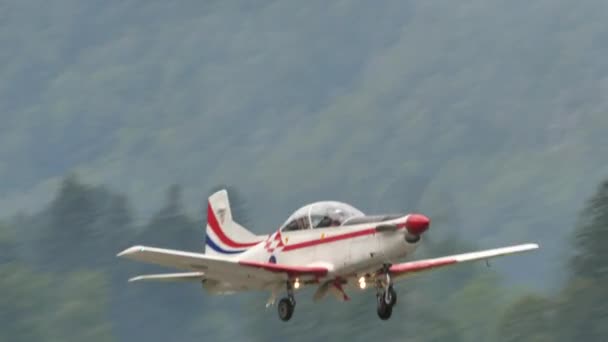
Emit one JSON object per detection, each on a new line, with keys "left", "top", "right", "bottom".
{"left": 264, "top": 231, "right": 285, "bottom": 253}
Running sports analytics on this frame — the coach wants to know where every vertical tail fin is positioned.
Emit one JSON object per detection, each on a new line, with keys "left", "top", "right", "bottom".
{"left": 204, "top": 190, "right": 264, "bottom": 257}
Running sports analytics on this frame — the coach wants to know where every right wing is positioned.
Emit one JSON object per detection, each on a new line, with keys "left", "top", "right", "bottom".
{"left": 389, "top": 243, "right": 539, "bottom": 279}
{"left": 117, "top": 245, "right": 328, "bottom": 286}
{"left": 238, "top": 260, "right": 329, "bottom": 277}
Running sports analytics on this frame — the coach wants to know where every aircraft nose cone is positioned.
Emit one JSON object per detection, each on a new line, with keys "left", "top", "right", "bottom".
{"left": 405, "top": 214, "right": 430, "bottom": 235}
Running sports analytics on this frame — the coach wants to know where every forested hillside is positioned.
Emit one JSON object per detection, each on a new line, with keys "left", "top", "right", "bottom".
{"left": 1, "top": 0, "right": 608, "bottom": 341}
{"left": 2, "top": 176, "right": 608, "bottom": 341}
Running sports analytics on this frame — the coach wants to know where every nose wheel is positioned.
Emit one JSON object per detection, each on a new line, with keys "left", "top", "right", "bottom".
{"left": 376, "top": 286, "right": 397, "bottom": 320}
{"left": 377, "top": 292, "right": 393, "bottom": 320}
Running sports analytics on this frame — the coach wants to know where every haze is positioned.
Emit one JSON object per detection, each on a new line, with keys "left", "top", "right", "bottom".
{"left": 1, "top": 1, "right": 607, "bottom": 341}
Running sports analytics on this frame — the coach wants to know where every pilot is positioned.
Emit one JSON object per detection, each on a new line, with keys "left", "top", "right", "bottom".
{"left": 315, "top": 209, "right": 345, "bottom": 228}
{"left": 297, "top": 217, "right": 308, "bottom": 230}
{"left": 316, "top": 216, "right": 333, "bottom": 228}
{"left": 329, "top": 209, "right": 344, "bottom": 226}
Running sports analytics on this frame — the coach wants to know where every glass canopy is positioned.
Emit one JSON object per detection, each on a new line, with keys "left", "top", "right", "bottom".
{"left": 280, "top": 201, "right": 365, "bottom": 232}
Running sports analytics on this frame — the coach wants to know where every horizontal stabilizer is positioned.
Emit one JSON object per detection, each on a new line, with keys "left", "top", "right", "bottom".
{"left": 128, "top": 272, "right": 205, "bottom": 282}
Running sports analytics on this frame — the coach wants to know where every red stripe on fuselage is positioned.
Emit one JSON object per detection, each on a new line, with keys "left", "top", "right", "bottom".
{"left": 281, "top": 223, "right": 407, "bottom": 252}
{"left": 207, "top": 203, "right": 261, "bottom": 248}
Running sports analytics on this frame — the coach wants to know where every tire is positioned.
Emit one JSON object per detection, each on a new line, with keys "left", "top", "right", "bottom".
{"left": 278, "top": 297, "right": 295, "bottom": 321}
{"left": 377, "top": 293, "right": 393, "bottom": 320}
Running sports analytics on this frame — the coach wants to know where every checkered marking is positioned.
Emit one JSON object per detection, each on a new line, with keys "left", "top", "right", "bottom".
{"left": 264, "top": 231, "right": 285, "bottom": 253}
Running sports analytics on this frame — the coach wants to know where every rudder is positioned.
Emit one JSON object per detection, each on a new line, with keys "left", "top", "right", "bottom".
{"left": 204, "top": 190, "right": 264, "bottom": 257}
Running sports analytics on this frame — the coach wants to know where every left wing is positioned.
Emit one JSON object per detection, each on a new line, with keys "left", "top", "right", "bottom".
{"left": 389, "top": 243, "right": 539, "bottom": 278}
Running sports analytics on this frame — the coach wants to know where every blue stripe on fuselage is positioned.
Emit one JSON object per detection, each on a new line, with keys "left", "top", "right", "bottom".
{"left": 205, "top": 236, "right": 246, "bottom": 254}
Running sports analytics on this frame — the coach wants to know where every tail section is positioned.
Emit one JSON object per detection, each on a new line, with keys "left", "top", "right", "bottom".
{"left": 204, "top": 190, "right": 264, "bottom": 257}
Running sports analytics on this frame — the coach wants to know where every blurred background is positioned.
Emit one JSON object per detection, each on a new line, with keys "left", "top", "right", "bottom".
{"left": 1, "top": 1, "right": 608, "bottom": 341}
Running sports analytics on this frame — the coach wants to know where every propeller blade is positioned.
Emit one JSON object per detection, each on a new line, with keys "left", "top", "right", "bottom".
{"left": 313, "top": 281, "right": 331, "bottom": 302}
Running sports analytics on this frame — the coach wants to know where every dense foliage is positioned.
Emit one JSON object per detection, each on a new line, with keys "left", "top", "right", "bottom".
{"left": 1, "top": 0, "right": 607, "bottom": 340}
{"left": 1, "top": 177, "right": 608, "bottom": 341}
{"left": 0, "top": 176, "right": 608, "bottom": 341}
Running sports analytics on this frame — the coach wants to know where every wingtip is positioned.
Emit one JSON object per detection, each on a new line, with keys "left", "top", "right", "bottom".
{"left": 128, "top": 276, "right": 143, "bottom": 282}
{"left": 515, "top": 243, "right": 540, "bottom": 251}
{"left": 117, "top": 245, "right": 145, "bottom": 257}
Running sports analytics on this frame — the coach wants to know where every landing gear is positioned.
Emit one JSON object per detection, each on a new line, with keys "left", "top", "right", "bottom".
{"left": 387, "top": 285, "right": 397, "bottom": 306}
{"left": 376, "top": 265, "right": 397, "bottom": 320}
{"left": 278, "top": 297, "right": 295, "bottom": 321}
{"left": 376, "top": 286, "right": 397, "bottom": 320}
{"left": 377, "top": 292, "right": 393, "bottom": 320}
{"left": 277, "top": 282, "right": 296, "bottom": 322}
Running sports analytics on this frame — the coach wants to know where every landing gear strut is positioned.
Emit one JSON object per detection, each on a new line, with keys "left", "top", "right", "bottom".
{"left": 277, "top": 282, "right": 296, "bottom": 321}
{"left": 376, "top": 265, "right": 397, "bottom": 320}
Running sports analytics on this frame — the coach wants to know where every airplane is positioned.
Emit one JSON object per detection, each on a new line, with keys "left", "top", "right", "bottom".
{"left": 117, "top": 189, "right": 539, "bottom": 321}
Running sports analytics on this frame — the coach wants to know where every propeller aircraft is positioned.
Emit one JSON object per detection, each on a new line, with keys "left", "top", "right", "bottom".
{"left": 118, "top": 189, "right": 539, "bottom": 321}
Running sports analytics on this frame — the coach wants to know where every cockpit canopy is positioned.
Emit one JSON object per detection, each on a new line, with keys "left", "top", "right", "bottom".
{"left": 280, "top": 201, "right": 365, "bottom": 232}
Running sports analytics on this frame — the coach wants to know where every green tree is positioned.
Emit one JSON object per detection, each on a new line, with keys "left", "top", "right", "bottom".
{"left": 553, "top": 180, "right": 608, "bottom": 341}
{"left": 445, "top": 273, "right": 505, "bottom": 341}
{"left": 119, "top": 184, "right": 204, "bottom": 342}
{"left": 570, "top": 180, "right": 608, "bottom": 280}
{"left": 497, "top": 294, "right": 554, "bottom": 342}
{"left": 0, "top": 221, "right": 16, "bottom": 263}
{"left": 138, "top": 184, "right": 199, "bottom": 250}
{"left": 42, "top": 271, "right": 115, "bottom": 342}
{"left": 0, "top": 264, "right": 49, "bottom": 341}
{"left": 41, "top": 174, "right": 133, "bottom": 271}
{"left": 0, "top": 264, "right": 115, "bottom": 342}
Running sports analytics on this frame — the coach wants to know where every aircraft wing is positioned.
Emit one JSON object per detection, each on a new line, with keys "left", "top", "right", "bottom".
{"left": 238, "top": 260, "right": 328, "bottom": 277}
{"left": 389, "top": 243, "right": 539, "bottom": 278}
{"left": 117, "top": 245, "right": 328, "bottom": 285}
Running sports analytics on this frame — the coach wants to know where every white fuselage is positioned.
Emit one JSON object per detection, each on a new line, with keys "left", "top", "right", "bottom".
{"left": 240, "top": 215, "right": 418, "bottom": 282}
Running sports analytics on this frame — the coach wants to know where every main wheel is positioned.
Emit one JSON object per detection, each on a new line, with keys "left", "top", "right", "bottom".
{"left": 377, "top": 293, "right": 393, "bottom": 320}
{"left": 278, "top": 297, "right": 295, "bottom": 321}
